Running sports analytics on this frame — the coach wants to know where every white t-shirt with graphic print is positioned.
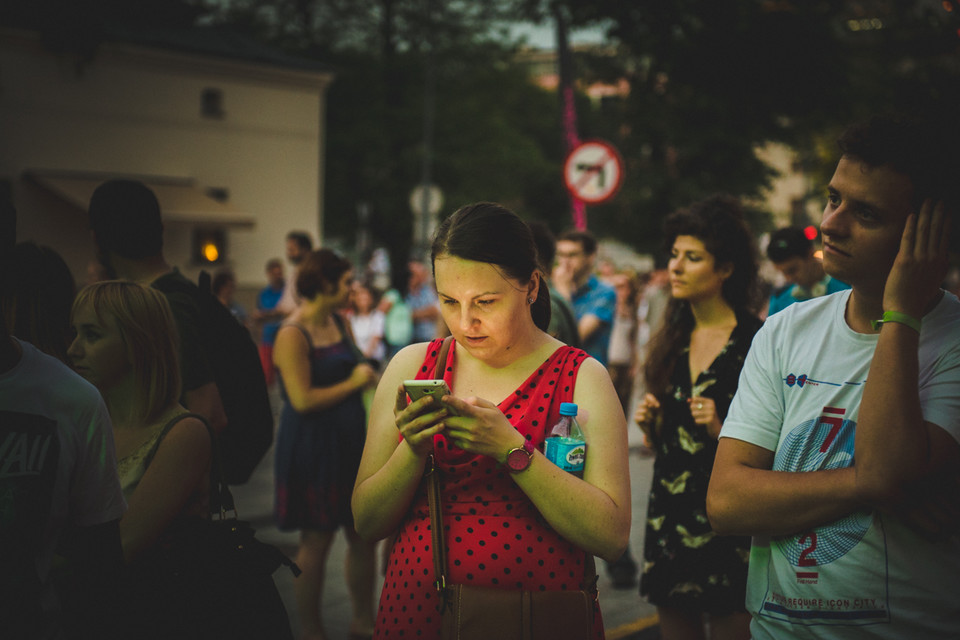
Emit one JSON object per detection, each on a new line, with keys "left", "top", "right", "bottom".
{"left": 721, "top": 289, "right": 960, "bottom": 639}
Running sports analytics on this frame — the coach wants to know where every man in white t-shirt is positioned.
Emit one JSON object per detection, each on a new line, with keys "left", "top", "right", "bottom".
{"left": 708, "top": 114, "right": 960, "bottom": 638}
{"left": 1, "top": 198, "right": 127, "bottom": 638}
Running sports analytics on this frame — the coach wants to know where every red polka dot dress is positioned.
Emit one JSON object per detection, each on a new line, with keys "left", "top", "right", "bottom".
{"left": 373, "top": 339, "right": 605, "bottom": 639}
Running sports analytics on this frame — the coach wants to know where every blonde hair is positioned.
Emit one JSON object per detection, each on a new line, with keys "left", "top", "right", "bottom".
{"left": 72, "top": 280, "right": 181, "bottom": 425}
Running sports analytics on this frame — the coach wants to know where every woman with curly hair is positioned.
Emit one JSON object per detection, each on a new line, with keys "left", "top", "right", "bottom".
{"left": 634, "top": 194, "right": 763, "bottom": 640}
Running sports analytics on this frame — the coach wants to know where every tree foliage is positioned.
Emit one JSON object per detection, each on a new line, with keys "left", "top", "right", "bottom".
{"left": 14, "top": 0, "right": 959, "bottom": 266}
{"left": 207, "top": 0, "right": 574, "bottom": 274}
{"left": 540, "top": 0, "right": 960, "bottom": 254}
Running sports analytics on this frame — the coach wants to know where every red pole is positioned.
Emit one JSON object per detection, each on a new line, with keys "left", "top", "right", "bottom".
{"left": 555, "top": 5, "right": 586, "bottom": 230}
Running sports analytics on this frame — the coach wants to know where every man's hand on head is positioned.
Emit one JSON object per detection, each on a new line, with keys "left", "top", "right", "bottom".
{"left": 883, "top": 199, "right": 952, "bottom": 319}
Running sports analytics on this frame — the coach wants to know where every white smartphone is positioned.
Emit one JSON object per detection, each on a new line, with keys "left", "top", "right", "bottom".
{"left": 403, "top": 379, "right": 451, "bottom": 403}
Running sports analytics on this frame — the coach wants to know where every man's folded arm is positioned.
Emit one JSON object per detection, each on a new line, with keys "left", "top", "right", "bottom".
{"left": 707, "top": 436, "right": 863, "bottom": 537}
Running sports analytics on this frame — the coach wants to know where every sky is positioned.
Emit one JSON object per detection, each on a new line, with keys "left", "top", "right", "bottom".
{"left": 505, "top": 20, "right": 609, "bottom": 49}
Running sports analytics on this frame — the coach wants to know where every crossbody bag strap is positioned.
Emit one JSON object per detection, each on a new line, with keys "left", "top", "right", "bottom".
{"left": 428, "top": 337, "right": 454, "bottom": 601}
{"left": 427, "top": 453, "right": 448, "bottom": 597}
{"left": 434, "top": 335, "right": 453, "bottom": 381}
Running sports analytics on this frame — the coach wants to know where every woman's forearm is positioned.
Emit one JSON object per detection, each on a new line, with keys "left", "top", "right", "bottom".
{"left": 287, "top": 377, "right": 361, "bottom": 414}
{"left": 352, "top": 440, "right": 430, "bottom": 541}
{"left": 511, "top": 451, "right": 631, "bottom": 561}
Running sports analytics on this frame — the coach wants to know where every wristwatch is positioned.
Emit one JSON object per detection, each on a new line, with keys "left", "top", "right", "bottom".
{"left": 504, "top": 439, "right": 536, "bottom": 473}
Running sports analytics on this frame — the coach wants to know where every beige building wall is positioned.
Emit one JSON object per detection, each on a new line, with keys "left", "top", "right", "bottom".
{"left": 1, "top": 28, "right": 333, "bottom": 291}
{"left": 754, "top": 141, "right": 821, "bottom": 229}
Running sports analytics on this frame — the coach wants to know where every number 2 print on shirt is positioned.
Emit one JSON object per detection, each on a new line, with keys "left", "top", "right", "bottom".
{"left": 759, "top": 405, "right": 891, "bottom": 628}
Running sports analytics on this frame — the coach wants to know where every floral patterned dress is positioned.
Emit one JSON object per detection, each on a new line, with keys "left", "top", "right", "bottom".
{"left": 640, "top": 314, "right": 762, "bottom": 615}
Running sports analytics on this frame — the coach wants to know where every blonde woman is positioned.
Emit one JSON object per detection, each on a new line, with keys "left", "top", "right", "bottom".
{"left": 70, "top": 282, "right": 209, "bottom": 559}
{"left": 69, "top": 281, "right": 292, "bottom": 639}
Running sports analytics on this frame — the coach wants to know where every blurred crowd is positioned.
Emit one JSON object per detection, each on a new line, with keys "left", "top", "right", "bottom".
{"left": 3, "top": 112, "right": 960, "bottom": 640}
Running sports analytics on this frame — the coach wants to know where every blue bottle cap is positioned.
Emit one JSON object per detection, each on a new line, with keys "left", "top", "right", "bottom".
{"left": 559, "top": 402, "right": 578, "bottom": 416}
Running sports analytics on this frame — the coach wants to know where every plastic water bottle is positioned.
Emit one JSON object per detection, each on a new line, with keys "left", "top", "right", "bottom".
{"left": 544, "top": 402, "right": 586, "bottom": 477}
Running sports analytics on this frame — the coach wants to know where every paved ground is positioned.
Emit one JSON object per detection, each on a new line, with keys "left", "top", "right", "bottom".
{"left": 231, "top": 385, "right": 661, "bottom": 639}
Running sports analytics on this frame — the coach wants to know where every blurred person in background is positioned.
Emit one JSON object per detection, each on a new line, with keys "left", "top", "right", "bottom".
{"left": 553, "top": 229, "right": 617, "bottom": 366}
{"left": 553, "top": 228, "right": 635, "bottom": 588}
{"left": 607, "top": 270, "right": 641, "bottom": 418}
{"left": 212, "top": 268, "right": 250, "bottom": 331}
{"left": 349, "top": 281, "right": 386, "bottom": 371}
{"left": 253, "top": 258, "right": 286, "bottom": 387}
{"left": 273, "top": 249, "right": 378, "bottom": 640}
{"left": 1, "top": 241, "right": 76, "bottom": 364}
{"left": 276, "top": 231, "right": 314, "bottom": 316}
{"left": 377, "top": 263, "right": 414, "bottom": 364}
{"left": 765, "top": 225, "right": 849, "bottom": 316}
{"left": 528, "top": 219, "right": 580, "bottom": 348}
{"left": 405, "top": 258, "right": 440, "bottom": 344}
{"left": 635, "top": 194, "right": 762, "bottom": 640}
{"left": 87, "top": 179, "right": 227, "bottom": 434}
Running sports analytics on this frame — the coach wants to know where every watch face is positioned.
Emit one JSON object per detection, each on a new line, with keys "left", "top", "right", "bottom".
{"left": 506, "top": 447, "right": 531, "bottom": 472}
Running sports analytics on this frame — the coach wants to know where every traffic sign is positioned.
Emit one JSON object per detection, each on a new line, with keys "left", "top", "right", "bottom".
{"left": 563, "top": 140, "right": 624, "bottom": 205}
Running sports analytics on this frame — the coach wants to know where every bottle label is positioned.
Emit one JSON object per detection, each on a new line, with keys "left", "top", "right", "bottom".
{"left": 544, "top": 437, "right": 585, "bottom": 473}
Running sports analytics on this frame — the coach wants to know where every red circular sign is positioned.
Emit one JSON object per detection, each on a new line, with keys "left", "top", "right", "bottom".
{"left": 563, "top": 140, "right": 624, "bottom": 204}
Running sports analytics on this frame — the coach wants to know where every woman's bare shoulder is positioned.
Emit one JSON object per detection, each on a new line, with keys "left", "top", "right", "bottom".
{"left": 384, "top": 342, "right": 433, "bottom": 375}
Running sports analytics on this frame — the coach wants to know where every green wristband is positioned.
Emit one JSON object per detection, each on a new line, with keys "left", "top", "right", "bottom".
{"left": 870, "top": 310, "right": 921, "bottom": 333}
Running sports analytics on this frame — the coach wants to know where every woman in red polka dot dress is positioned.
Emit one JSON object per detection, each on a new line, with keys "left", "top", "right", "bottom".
{"left": 353, "top": 203, "right": 632, "bottom": 639}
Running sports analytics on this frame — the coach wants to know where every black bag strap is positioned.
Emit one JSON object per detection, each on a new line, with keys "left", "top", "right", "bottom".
{"left": 142, "top": 412, "right": 236, "bottom": 519}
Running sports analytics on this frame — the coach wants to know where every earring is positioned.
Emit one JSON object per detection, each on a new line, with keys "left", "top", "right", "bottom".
{"left": 527, "top": 297, "right": 535, "bottom": 304}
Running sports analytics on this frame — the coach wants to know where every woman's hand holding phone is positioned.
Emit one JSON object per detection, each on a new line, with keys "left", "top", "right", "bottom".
{"left": 396, "top": 380, "right": 453, "bottom": 456}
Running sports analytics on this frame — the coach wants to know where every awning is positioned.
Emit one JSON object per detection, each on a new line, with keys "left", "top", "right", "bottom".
{"left": 25, "top": 170, "right": 255, "bottom": 228}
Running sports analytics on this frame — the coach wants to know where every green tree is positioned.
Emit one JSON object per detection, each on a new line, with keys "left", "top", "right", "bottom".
{"left": 209, "top": 0, "right": 572, "bottom": 273}
{"left": 517, "top": 0, "right": 960, "bottom": 255}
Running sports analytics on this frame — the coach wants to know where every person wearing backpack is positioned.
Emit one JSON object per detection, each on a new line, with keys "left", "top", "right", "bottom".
{"left": 87, "top": 179, "right": 274, "bottom": 485}
{"left": 88, "top": 180, "right": 228, "bottom": 435}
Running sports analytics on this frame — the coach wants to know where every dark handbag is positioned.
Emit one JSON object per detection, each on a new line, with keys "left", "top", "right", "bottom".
{"left": 422, "top": 351, "right": 598, "bottom": 640}
{"left": 133, "top": 413, "right": 300, "bottom": 639}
